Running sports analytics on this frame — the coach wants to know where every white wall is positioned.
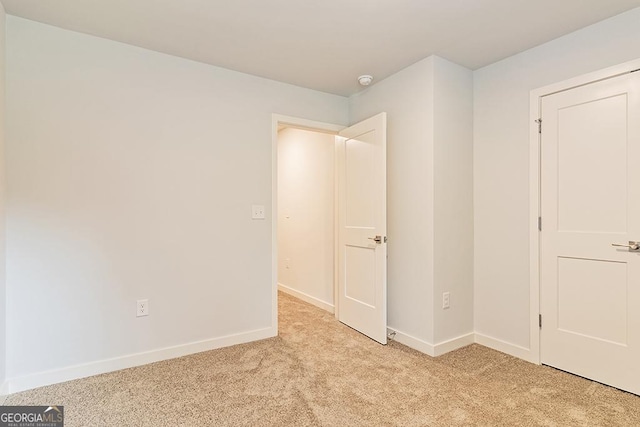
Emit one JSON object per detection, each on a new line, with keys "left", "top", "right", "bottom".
{"left": 432, "top": 57, "right": 474, "bottom": 344}
{"left": 0, "top": 2, "right": 6, "bottom": 395}
{"left": 349, "top": 56, "right": 474, "bottom": 353}
{"left": 350, "top": 57, "right": 436, "bottom": 345}
{"left": 5, "top": 16, "right": 348, "bottom": 391}
{"left": 474, "top": 7, "right": 640, "bottom": 357}
{"left": 277, "top": 127, "right": 335, "bottom": 311}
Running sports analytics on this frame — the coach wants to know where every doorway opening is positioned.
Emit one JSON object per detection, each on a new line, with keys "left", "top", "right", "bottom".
{"left": 277, "top": 125, "right": 338, "bottom": 313}
{"left": 271, "top": 115, "right": 344, "bottom": 332}
{"left": 271, "top": 113, "right": 388, "bottom": 344}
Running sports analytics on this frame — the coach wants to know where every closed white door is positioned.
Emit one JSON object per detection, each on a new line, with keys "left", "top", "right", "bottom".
{"left": 336, "top": 113, "right": 387, "bottom": 344}
{"left": 540, "top": 71, "right": 640, "bottom": 394}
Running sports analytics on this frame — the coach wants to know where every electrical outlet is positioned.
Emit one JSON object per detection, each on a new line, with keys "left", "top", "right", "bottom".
{"left": 442, "top": 292, "right": 450, "bottom": 309}
{"left": 137, "top": 299, "right": 149, "bottom": 317}
{"left": 252, "top": 205, "right": 265, "bottom": 220}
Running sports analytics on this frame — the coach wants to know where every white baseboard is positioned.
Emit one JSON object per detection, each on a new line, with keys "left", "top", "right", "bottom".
{"left": 433, "top": 333, "right": 475, "bottom": 357}
{"left": 474, "top": 332, "right": 534, "bottom": 362}
{"left": 387, "top": 328, "right": 475, "bottom": 357}
{"left": 5, "top": 326, "right": 275, "bottom": 395}
{"left": 278, "top": 283, "right": 334, "bottom": 314}
{"left": 387, "top": 327, "right": 436, "bottom": 356}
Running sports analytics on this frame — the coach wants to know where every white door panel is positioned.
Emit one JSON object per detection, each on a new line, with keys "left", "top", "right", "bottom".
{"left": 540, "top": 72, "right": 640, "bottom": 394}
{"left": 557, "top": 94, "right": 628, "bottom": 233}
{"left": 337, "top": 113, "right": 387, "bottom": 344}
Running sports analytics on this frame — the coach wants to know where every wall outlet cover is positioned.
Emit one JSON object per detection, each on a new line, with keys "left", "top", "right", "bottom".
{"left": 442, "top": 292, "right": 450, "bottom": 309}
{"left": 252, "top": 205, "right": 266, "bottom": 219}
{"left": 137, "top": 299, "right": 149, "bottom": 317}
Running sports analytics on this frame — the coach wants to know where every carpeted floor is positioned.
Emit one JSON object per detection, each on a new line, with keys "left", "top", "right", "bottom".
{"left": 4, "top": 292, "right": 640, "bottom": 426}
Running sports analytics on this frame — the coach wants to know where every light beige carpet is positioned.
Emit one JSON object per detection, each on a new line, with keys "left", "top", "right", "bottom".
{"left": 4, "top": 292, "right": 640, "bottom": 426}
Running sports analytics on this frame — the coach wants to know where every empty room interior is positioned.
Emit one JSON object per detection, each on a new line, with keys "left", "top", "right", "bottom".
{"left": 2, "top": 0, "right": 640, "bottom": 425}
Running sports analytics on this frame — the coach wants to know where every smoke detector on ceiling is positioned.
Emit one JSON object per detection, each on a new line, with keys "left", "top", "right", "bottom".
{"left": 357, "top": 75, "right": 374, "bottom": 86}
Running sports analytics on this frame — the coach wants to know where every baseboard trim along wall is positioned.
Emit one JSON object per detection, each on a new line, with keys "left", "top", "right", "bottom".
{"left": 387, "top": 328, "right": 529, "bottom": 360}
{"left": 387, "top": 328, "right": 475, "bottom": 357}
{"left": 387, "top": 328, "right": 437, "bottom": 356}
{"left": 278, "top": 283, "right": 335, "bottom": 314}
{"left": 474, "top": 333, "right": 534, "bottom": 363}
{"left": 433, "top": 333, "right": 476, "bottom": 357}
{"left": 5, "top": 326, "right": 276, "bottom": 395}
{"left": 4, "top": 326, "right": 535, "bottom": 395}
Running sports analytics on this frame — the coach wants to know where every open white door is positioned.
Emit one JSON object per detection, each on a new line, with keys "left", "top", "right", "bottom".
{"left": 540, "top": 71, "right": 640, "bottom": 394}
{"left": 336, "top": 112, "right": 387, "bottom": 344}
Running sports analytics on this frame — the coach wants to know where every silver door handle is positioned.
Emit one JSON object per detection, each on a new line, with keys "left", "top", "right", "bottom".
{"left": 368, "top": 235, "right": 386, "bottom": 244}
{"left": 612, "top": 241, "right": 640, "bottom": 251}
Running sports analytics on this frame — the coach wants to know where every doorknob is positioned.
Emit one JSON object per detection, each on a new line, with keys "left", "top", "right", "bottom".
{"left": 368, "top": 235, "right": 386, "bottom": 244}
{"left": 612, "top": 241, "right": 640, "bottom": 251}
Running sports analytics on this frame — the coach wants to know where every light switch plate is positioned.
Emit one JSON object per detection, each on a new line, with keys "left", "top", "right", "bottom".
{"left": 252, "top": 205, "right": 265, "bottom": 219}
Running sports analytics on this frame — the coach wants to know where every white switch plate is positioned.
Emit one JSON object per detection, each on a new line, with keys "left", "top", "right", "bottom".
{"left": 137, "top": 299, "right": 149, "bottom": 317}
{"left": 252, "top": 205, "right": 265, "bottom": 219}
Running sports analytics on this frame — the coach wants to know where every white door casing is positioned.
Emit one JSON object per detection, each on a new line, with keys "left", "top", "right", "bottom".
{"left": 540, "top": 71, "right": 640, "bottom": 394}
{"left": 336, "top": 113, "right": 387, "bottom": 344}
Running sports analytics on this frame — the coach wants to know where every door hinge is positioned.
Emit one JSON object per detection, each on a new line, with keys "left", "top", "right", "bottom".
{"left": 539, "top": 314, "right": 542, "bottom": 329}
{"left": 538, "top": 216, "right": 542, "bottom": 231}
{"left": 535, "top": 118, "right": 542, "bottom": 134}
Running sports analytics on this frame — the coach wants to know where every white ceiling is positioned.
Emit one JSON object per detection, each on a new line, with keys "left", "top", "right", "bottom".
{"left": 3, "top": 0, "right": 640, "bottom": 96}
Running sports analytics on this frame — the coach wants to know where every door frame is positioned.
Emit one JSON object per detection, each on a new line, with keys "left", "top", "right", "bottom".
{"left": 271, "top": 114, "right": 345, "bottom": 333}
{"left": 528, "top": 58, "right": 640, "bottom": 365}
